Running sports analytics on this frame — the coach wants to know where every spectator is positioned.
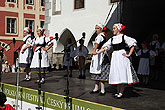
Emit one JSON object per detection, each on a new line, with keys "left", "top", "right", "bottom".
{"left": 2, "top": 61, "right": 11, "bottom": 74}
{"left": 0, "top": 92, "right": 15, "bottom": 110}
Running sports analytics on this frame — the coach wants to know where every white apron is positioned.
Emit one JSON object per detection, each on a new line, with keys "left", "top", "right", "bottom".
{"left": 19, "top": 35, "right": 32, "bottom": 65}
{"left": 30, "top": 36, "right": 50, "bottom": 68}
{"left": 90, "top": 50, "right": 104, "bottom": 74}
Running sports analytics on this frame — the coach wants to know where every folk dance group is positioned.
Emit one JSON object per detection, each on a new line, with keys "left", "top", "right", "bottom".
{"left": 19, "top": 23, "right": 140, "bottom": 99}
{"left": 90, "top": 23, "right": 139, "bottom": 98}
{"left": 19, "top": 27, "right": 54, "bottom": 83}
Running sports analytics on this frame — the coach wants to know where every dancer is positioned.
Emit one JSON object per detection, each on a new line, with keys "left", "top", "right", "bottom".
{"left": 63, "top": 38, "right": 74, "bottom": 77}
{"left": 137, "top": 41, "right": 156, "bottom": 85}
{"left": 19, "top": 27, "right": 33, "bottom": 81}
{"left": 96, "top": 23, "right": 139, "bottom": 98}
{"left": 149, "top": 34, "right": 160, "bottom": 80}
{"left": 72, "top": 39, "right": 89, "bottom": 79}
{"left": 30, "top": 27, "right": 54, "bottom": 83}
{"left": 90, "top": 23, "right": 109, "bottom": 96}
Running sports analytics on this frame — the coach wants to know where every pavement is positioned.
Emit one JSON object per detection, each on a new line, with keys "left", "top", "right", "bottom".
{"left": 1, "top": 69, "right": 165, "bottom": 110}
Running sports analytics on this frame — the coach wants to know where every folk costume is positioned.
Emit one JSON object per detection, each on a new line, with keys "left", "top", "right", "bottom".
{"left": 19, "top": 27, "right": 33, "bottom": 81}
{"left": 72, "top": 39, "right": 89, "bottom": 79}
{"left": 102, "top": 34, "right": 139, "bottom": 85}
{"left": 30, "top": 27, "right": 54, "bottom": 83}
{"left": 137, "top": 49, "right": 156, "bottom": 76}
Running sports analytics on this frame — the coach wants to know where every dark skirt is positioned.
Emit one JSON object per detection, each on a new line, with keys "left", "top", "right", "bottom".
{"left": 31, "top": 67, "right": 49, "bottom": 73}
{"left": 91, "top": 63, "right": 110, "bottom": 82}
{"left": 19, "top": 63, "right": 30, "bottom": 68}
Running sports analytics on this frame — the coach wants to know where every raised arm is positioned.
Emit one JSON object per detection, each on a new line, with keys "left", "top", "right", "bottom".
{"left": 96, "top": 47, "right": 106, "bottom": 54}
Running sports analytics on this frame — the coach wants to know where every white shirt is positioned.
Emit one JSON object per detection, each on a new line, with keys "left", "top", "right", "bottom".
{"left": 71, "top": 45, "right": 89, "bottom": 57}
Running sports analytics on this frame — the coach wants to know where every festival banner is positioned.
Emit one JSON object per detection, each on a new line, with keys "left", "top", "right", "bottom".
{"left": 2, "top": 83, "right": 124, "bottom": 110}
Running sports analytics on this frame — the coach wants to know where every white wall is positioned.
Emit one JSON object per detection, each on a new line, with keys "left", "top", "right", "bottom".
{"left": 47, "top": 0, "right": 118, "bottom": 52}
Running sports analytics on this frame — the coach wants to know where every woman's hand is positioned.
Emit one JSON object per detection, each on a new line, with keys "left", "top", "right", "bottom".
{"left": 21, "top": 49, "right": 25, "bottom": 54}
{"left": 42, "top": 48, "right": 48, "bottom": 51}
{"left": 92, "top": 51, "right": 97, "bottom": 55}
{"left": 122, "top": 53, "right": 130, "bottom": 57}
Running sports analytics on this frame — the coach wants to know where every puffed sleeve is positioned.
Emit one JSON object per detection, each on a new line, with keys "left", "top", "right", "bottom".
{"left": 26, "top": 37, "right": 33, "bottom": 45}
{"left": 102, "top": 38, "right": 112, "bottom": 51}
{"left": 149, "top": 50, "right": 156, "bottom": 57}
{"left": 95, "top": 34, "right": 104, "bottom": 44}
{"left": 124, "top": 35, "right": 137, "bottom": 47}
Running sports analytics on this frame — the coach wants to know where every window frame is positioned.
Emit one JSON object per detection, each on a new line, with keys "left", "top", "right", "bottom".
{"left": 7, "top": 0, "right": 16, "bottom": 3}
{"left": 52, "top": 0, "right": 61, "bottom": 15}
{"left": 26, "top": 0, "right": 34, "bottom": 5}
{"left": 41, "top": 0, "right": 45, "bottom": 6}
{"left": 25, "top": 19, "right": 35, "bottom": 32}
{"left": 74, "top": 0, "right": 85, "bottom": 9}
{"left": 6, "top": 17, "right": 17, "bottom": 35}
{"left": 40, "top": 21, "right": 45, "bottom": 28}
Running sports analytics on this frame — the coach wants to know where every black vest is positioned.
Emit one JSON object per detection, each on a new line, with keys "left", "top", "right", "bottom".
{"left": 111, "top": 34, "right": 126, "bottom": 51}
{"left": 36, "top": 37, "right": 46, "bottom": 47}
{"left": 141, "top": 50, "right": 150, "bottom": 58}
{"left": 97, "top": 35, "right": 106, "bottom": 49}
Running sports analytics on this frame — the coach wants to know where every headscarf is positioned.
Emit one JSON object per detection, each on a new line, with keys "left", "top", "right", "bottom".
{"left": 114, "top": 23, "right": 125, "bottom": 32}
{"left": 24, "top": 27, "right": 30, "bottom": 33}
{"left": 38, "top": 27, "right": 45, "bottom": 32}
{"left": 96, "top": 23, "right": 104, "bottom": 29}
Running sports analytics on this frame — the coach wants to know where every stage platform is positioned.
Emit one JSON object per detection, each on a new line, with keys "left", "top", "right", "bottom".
{"left": 1, "top": 70, "right": 165, "bottom": 110}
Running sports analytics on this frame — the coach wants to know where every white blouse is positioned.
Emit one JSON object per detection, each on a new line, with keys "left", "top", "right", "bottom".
{"left": 102, "top": 34, "right": 137, "bottom": 50}
{"left": 137, "top": 49, "right": 156, "bottom": 57}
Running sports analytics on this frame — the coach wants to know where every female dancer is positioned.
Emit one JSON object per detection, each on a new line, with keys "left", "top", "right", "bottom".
{"left": 90, "top": 23, "right": 109, "bottom": 96}
{"left": 96, "top": 23, "right": 139, "bottom": 98}
{"left": 137, "top": 41, "right": 156, "bottom": 85}
{"left": 30, "top": 27, "right": 54, "bottom": 83}
{"left": 19, "top": 27, "right": 33, "bottom": 81}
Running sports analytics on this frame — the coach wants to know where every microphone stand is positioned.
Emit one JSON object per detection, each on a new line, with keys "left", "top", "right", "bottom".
{"left": 35, "top": 35, "right": 58, "bottom": 110}
{"left": 61, "top": 33, "right": 85, "bottom": 110}
{"left": 14, "top": 42, "right": 24, "bottom": 110}
{"left": 35, "top": 48, "right": 42, "bottom": 110}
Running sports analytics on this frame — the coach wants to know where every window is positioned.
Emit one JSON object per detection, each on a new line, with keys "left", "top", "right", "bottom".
{"left": 40, "top": 21, "right": 44, "bottom": 28}
{"left": 25, "top": 20, "right": 34, "bottom": 32}
{"left": 52, "top": 0, "right": 61, "bottom": 15}
{"left": 111, "top": 0, "right": 120, "bottom": 3}
{"left": 7, "top": 0, "right": 16, "bottom": 2}
{"left": 41, "top": 0, "right": 45, "bottom": 6}
{"left": 74, "top": 0, "right": 84, "bottom": 9}
{"left": 6, "top": 18, "right": 17, "bottom": 34}
{"left": 26, "top": 0, "right": 34, "bottom": 5}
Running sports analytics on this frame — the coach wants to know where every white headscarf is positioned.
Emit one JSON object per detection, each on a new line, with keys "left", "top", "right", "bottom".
{"left": 96, "top": 23, "right": 104, "bottom": 29}
{"left": 24, "top": 27, "right": 30, "bottom": 33}
{"left": 114, "top": 23, "right": 123, "bottom": 31}
{"left": 38, "top": 27, "right": 44, "bottom": 32}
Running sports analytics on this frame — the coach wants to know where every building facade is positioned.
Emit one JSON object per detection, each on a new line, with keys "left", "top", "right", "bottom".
{"left": 0, "top": 0, "right": 45, "bottom": 66}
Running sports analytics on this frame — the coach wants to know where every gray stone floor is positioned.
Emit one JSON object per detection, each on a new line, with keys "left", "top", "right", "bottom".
{"left": 1, "top": 70, "right": 165, "bottom": 110}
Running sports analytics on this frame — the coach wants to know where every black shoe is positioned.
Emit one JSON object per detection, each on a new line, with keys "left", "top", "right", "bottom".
{"left": 98, "top": 92, "right": 106, "bottom": 96}
{"left": 69, "top": 74, "right": 72, "bottom": 77}
{"left": 90, "top": 90, "right": 99, "bottom": 94}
